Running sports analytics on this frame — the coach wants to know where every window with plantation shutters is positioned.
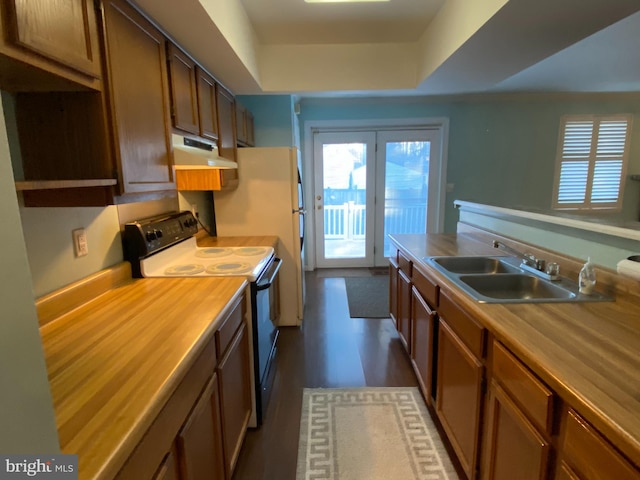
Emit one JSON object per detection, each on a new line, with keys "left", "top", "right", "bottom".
{"left": 552, "top": 114, "right": 632, "bottom": 211}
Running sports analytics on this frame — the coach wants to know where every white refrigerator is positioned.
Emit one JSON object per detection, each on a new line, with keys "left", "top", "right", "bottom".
{"left": 214, "top": 147, "right": 305, "bottom": 326}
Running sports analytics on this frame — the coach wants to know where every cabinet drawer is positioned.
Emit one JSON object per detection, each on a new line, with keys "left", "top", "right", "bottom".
{"left": 438, "top": 290, "right": 485, "bottom": 359}
{"left": 398, "top": 251, "right": 412, "bottom": 276}
{"left": 562, "top": 409, "right": 638, "bottom": 480}
{"left": 412, "top": 267, "right": 438, "bottom": 308}
{"left": 493, "top": 341, "right": 553, "bottom": 434}
{"left": 215, "top": 294, "right": 245, "bottom": 359}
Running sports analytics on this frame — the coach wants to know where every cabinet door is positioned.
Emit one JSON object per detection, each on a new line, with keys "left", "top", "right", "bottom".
{"left": 245, "top": 110, "right": 255, "bottom": 146}
{"left": 196, "top": 67, "right": 218, "bottom": 141}
{"left": 218, "top": 322, "right": 252, "bottom": 478}
{"left": 483, "top": 382, "right": 550, "bottom": 480}
{"left": 167, "top": 43, "right": 199, "bottom": 135}
{"left": 554, "top": 462, "right": 580, "bottom": 480}
{"left": 437, "top": 318, "right": 484, "bottom": 480}
{"left": 153, "top": 448, "right": 180, "bottom": 480}
{"left": 397, "top": 268, "right": 412, "bottom": 353}
{"left": 411, "top": 287, "right": 435, "bottom": 404}
{"left": 216, "top": 84, "right": 237, "bottom": 162}
{"left": 560, "top": 409, "right": 639, "bottom": 480}
{"left": 235, "top": 102, "right": 247, "bottom": 145}
{"left": 7, "top": 0, "right": 101, "bottom": 78}
{"left": 389, "top": 259, "right": 399, "bottom": 328}
{"left": 177, "top": 373, "right": 226, "bottom": 480}
{"left": 102, "top": 0, "right": 175, "bottom": 194}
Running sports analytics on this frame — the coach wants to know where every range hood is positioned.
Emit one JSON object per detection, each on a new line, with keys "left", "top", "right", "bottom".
{"left": 172, "top": 134, "right": 237, "bottom": 169}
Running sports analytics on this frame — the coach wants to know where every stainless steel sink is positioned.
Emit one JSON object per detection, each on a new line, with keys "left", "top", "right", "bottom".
{"left": 459, "top": 274, "right": 576, "bottom": 301}
{"left": 431, "top": 256, "right": 521, "bottom": 274}
{"left": 424, "top": 255, "right": 613, "bottom": 303}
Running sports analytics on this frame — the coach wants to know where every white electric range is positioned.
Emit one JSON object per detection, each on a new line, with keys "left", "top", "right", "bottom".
{"left": 122, "top": 211, "right": 281, "bottom": 427}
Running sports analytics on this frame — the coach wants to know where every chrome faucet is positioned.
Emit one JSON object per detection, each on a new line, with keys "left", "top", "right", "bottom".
{"left": 492, "top": 240, "right": 545, "bottom": 271}
{"left": 492, "top": 240, "right": 561, "bottom": 281}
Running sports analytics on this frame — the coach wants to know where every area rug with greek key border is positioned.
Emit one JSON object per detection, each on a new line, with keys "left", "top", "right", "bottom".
{"left": 296, "top": 387, "right": 458, "bottom": 480}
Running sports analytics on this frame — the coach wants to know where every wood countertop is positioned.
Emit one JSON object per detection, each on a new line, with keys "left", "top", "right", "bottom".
{"left": 390, "top": 233, "right": 640, "bottom": 467}
{"left": 195, "top": 232, "right": 279, "bottom": 249}
{"left": 39, "top": 274, "right": 248, "bottom": 480}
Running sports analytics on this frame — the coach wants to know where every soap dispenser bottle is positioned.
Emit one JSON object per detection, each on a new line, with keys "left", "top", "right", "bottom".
{"left": 579, "top": 257, "right": 596, "bottom": 295}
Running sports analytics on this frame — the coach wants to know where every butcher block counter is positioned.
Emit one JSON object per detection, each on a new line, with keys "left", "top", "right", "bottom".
{"left": 37, "top": 264, "right": 248, "bottom": 480}
{"left": 196, "top": 232, "right": 279, "bottom": 249}
{"left": 390, "top": 232, "right": 640, "bottom": 471}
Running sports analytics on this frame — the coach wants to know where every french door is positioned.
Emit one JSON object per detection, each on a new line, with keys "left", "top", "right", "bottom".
{"left": 313, "top": 132, "right": 376, "bottom": 267}
{"left": 313, "top": 128, "right": 443, "bottom": 268}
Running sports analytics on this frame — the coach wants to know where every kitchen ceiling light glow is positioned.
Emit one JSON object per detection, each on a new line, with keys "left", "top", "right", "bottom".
{"left": 305, "top": 0, "right": 389, "bottom": 3}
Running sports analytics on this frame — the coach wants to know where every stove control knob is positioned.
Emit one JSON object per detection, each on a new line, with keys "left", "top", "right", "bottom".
{"left": 146, "top": 231, "right": 157, "bottom": 241}
{"left": 155, "top": 229, "right": 163, "bottom": 239}
{"left": 190, "top": 218, "right": 197, "bottom": 227}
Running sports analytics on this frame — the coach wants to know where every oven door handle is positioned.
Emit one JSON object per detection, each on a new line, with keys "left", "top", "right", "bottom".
{"left": 256, "top": 257, "right": 282, "bottom": 291}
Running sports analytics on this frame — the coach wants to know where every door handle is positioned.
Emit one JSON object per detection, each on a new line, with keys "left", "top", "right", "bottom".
{"left": 292, "top": 209, "right": 307, "bottom": 215}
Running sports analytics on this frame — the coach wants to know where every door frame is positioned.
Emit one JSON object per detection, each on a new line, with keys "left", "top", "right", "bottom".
{"left": 303, "top": 117, "right": 450, "bottom": 271}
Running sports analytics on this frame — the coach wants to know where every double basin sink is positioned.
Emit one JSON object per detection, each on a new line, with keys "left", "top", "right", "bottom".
{"left": 424, "top": 255, "right": 613, "bottom": 303}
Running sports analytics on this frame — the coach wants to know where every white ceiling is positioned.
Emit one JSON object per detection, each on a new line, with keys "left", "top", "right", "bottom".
{"left": 240, "top": 0, "right": 445, "bottom": 45}
{"left": 132, "top": 0, "right": 640, "bottom": 97}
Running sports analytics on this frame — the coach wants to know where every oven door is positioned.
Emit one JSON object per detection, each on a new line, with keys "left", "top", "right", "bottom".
{"left": 252, "top": 256, "right": 282, "bottom": 424}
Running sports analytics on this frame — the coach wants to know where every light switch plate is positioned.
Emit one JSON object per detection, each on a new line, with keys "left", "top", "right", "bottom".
{"left": 73, "top": 228, "right": 88, "bottom": 257}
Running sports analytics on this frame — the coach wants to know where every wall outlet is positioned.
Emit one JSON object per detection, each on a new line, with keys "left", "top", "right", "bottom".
{"left": 73, "top": 228, "right": 88, "bottom": 257}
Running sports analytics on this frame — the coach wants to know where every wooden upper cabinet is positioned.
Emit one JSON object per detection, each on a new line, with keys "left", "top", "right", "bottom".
{"left": 235, "top": 101, "right": 255, "bottom": 147}
{"left": 216, "top": 83, "right": 237, "bottom": 162}
{"left": 196, "top": 66, "right": 218, "bottom": 141}
{"left": 235, "top": 101, "right": 245, "bottom": 145}
{"left": 101, "top": 0, "right": 175, "bottom": 195}
{"left": 245, "top": 109, "right": 255, "bottom": 146}
{"left": 167, "top": 42, "right": 199, "bottom": 135}
{"left": 0, "top": 0, "right": 102, "bottom": 86}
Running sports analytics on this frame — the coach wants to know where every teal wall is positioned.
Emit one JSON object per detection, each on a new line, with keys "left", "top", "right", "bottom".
{"left": 295, "top": 94, "right": 640, "bottom": 233}
{"left": 233, "top": 93, "right": 640, "bottom": 241}
{"left": 237, "top": 95, "right": 296, "bottom": 147}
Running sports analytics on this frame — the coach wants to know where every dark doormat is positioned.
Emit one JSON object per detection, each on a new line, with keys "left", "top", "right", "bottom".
{"left": 344, "top": 276, "right": 390, "bottom": 318}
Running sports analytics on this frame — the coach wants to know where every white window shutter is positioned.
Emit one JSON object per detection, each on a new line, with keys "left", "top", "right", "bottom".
{"left": 553, "top": 115, "right": 631, "bottom": 211}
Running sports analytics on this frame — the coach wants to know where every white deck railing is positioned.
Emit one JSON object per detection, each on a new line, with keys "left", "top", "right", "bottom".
{"left": 324, "top": 203, "right": 426, "bottom": 239}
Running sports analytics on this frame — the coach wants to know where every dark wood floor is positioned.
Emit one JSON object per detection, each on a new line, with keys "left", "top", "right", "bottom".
{"left": 231, "top": 269, "right": 418, "bottom": 480}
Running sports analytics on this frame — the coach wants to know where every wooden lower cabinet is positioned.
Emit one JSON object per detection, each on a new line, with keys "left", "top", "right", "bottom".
{"left": 218, "top": 322, "right": 252, "bottom": 478}
{"left": 153, "top": 448, "right": 180, "bottom": 480}
{"left": 177, "top": 373, "right": 226, "bottom": 480}
{"left": 389, "top": 258, "right": 399, "bottom": 328}
{"left": 559, "top": 409, "right": 639, "bottom": 480}
{"left": 411, "top": 286, "right": 436, "bottom": 404}
{"left": 397, "top": 268, "right": 412, "bottom": 353}
{"left": 482, "top": 382, "right": 550, "bottom": 480}
{"left": 436, "top": 318, "right": 484, "bottom": 480}
{"left": 117, "top": 295, "right": 249, "bottom": 480}
{"left": 554, "top": 462, "right": 580, "bottom": 480}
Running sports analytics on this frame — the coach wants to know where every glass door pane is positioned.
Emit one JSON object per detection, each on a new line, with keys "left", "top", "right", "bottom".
{"left": 313, "top": 131, "right": 376, "bottom": 268}
{"left": 374, "top": 129, "right": 443, "bottom": 265}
